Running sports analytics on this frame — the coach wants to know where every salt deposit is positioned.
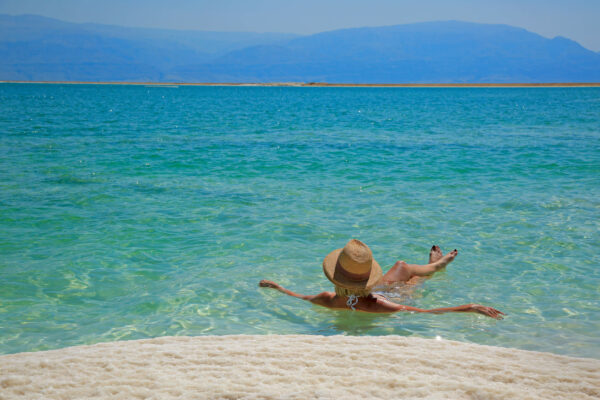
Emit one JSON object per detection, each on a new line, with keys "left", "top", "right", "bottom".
{"left": 1, "top": 335, "right": 598, "bottom": 399}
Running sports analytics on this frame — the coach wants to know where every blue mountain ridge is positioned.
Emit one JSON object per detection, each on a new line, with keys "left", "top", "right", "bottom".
{"left": 1, "top": 15, "right": 599, "bottom": 82}
{"left": 0, "top": 14, "right": 297, "bottom": 81}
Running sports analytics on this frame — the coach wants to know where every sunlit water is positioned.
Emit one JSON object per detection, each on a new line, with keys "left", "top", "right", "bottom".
{"left": 0, "top": 84, "right": 598, "bottom": 358}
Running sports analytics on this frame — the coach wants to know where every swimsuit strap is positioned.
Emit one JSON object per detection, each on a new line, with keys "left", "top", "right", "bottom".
{"left": 346, "top": 294, "right": 359, "bottom": 311}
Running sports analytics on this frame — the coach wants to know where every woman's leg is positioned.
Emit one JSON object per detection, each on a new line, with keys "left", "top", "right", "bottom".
{"left": 406, "top": 245, "right": 445, "bottom": 285}
{"left": 380, "top": 246, "right": 456, "bottom": 285}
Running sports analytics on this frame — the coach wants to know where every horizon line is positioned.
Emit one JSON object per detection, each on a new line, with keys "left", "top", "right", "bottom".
{"left": 2, "top": 81, "right": 600, "bottom": 88}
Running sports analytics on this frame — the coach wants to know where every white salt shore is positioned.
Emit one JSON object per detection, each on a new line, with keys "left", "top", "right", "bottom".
{"left": 1, "top": 335, "right": 599, "bottom": 400}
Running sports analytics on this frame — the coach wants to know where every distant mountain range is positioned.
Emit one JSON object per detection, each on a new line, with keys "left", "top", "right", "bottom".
{"left": 1, "top": 14, "right": 599, "bottom": 83}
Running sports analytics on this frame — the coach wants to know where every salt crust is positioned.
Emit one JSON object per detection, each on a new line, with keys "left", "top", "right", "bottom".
{"left": 1, "top": 335, "right": 598, "bottom": 400}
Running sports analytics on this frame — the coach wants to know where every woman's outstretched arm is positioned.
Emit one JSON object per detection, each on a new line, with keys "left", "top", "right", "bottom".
{"left": 259, "top": 280, "right": 335, "bottom": 306}
{"left": 380, "top": 299, "right": 505, "bottom": 319}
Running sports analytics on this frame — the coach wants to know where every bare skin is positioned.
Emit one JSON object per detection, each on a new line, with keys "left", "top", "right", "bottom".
{"left": 429, "top": 244, "right": 444, "bottom": 264}
{"left": 259, "top": 245, "right": 505, "bottom": 319}
{"left": 381, "top": 246, "right": 457, "bottom": 285}
{"left": 259, "top": 279, "right": 504, "bottom": 319}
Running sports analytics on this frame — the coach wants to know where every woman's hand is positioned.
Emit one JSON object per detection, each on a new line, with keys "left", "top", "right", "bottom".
{"left": 471, "top": 304, "right": 505, "bottom": 319}
{"left": 259, "top": 279, "right": 281, "bottom": 289}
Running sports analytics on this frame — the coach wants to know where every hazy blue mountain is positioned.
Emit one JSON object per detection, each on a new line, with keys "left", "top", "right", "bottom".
{"left": 177, "top": 21, "right": 600, "bottom": 83}
{"left": 0, "top": 14, "right": 297, "bottom": 81}
{"left": 1, "top": 15, "right": 599, "bottom": 82}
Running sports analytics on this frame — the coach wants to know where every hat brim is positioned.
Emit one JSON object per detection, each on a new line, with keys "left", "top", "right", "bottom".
{"left": 322, "top": 248, "right": 382, "bottom": 290}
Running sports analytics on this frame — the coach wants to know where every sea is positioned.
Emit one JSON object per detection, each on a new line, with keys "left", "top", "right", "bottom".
{"left": 0, "top": 83, "right": 598, "bottom": 358}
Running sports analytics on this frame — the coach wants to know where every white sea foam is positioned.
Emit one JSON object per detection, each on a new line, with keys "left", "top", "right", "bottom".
{"left": 1, "top": 335, "right": 598, "bottom": 399}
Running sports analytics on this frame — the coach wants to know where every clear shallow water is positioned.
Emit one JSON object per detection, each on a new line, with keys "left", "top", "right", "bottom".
{"left": 0, "top": 84, "right": 598, "bottom": 358}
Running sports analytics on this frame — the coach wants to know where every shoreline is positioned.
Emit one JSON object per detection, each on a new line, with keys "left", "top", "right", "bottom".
{"left": 1, "top": 81, "right": 600, "bottom": 88}
{"left": 1, "top": 335, "right": 598, "bottom": 399}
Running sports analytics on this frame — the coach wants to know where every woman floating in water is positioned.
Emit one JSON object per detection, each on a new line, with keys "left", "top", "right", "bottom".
{"left": 259, "top": 239, "right": 504, "bottom": 319}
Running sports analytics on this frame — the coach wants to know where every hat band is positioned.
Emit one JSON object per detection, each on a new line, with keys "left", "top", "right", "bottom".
{"left": 336, "top": 260, "right": 371, "bottom": 281}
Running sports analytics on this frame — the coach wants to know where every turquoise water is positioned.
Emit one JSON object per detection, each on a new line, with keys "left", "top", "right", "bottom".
{"left": 0, "top": 84, "right": 599, "bottom": 358}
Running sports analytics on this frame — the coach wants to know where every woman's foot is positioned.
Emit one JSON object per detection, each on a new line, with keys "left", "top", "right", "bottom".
{"left": 435, "top": 249, "right": 458, "bottom": 268}
{"left": 429, "top": 245, "right": 443, "bottom": 263}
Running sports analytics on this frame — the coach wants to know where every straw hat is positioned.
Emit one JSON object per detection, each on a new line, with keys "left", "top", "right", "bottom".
{"left": 322, "top": 239, "right": 382, "bottom": 290}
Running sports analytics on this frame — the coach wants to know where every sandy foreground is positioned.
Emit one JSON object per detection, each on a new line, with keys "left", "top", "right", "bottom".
{"left": 1, "top": 335, "right": 598, "bottom": 400}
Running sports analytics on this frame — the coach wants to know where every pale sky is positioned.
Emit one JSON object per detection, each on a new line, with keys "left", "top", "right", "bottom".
{"left": 1, "top": 0, "right": 599, "bottom": 51}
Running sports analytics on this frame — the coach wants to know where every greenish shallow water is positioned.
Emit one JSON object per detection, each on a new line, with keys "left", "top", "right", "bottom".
{"left": 0, "top": 84, "right": 598, "bottom": 358}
